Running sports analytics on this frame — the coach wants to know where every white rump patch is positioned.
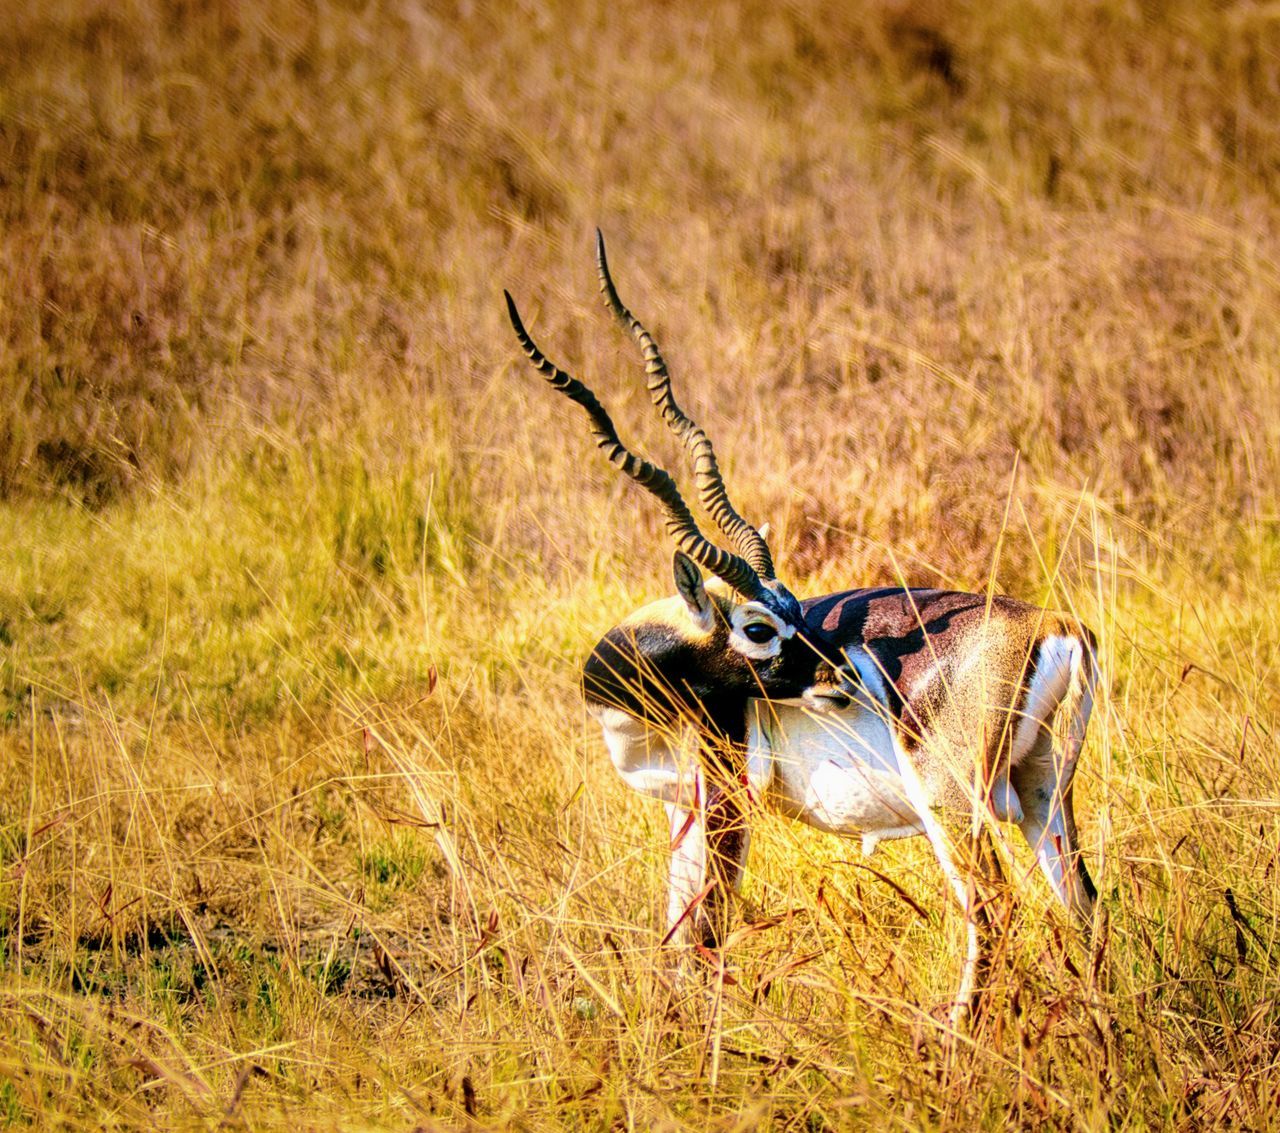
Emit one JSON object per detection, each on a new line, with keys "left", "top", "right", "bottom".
{"left": 1013, "top": 635, "right": 1080, "bottom": 765}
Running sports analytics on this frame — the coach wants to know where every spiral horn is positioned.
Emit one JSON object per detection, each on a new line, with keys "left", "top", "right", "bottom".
{"left": 594, "top": 230, "right": 777, "bottom": 581}
{"left": 504, "top": 290, "right": 767, "bottom": 600}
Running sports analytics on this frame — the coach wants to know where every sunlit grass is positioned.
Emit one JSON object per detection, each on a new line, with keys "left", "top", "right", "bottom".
{"left": 3, "top": 0, "right": 1280, "bottom": 1128}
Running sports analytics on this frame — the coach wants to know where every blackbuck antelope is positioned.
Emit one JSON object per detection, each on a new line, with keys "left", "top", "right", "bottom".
{"left": 504, "top": 234, "right": 1099, "bottom": 1024}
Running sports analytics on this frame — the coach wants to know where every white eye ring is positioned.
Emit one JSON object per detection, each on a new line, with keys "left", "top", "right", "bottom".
{"left": 728, "top": 605, "right": 793, "bottom": 660}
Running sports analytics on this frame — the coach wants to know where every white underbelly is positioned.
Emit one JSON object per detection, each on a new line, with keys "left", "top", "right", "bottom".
{"left": 748, "top": 700, "right": 924, "bottom": 840}
{"left": 592, "top": 696, "right": 933, "bottom": 850}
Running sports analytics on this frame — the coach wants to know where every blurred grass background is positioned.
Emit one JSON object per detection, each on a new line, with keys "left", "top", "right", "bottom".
{"left": 2, "top": 0, "right": 1280, "bottom": 1127}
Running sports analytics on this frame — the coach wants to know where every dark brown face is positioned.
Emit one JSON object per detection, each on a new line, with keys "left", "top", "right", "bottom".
{"left": 581, "top": 588, "right": 843, "bottom": 745}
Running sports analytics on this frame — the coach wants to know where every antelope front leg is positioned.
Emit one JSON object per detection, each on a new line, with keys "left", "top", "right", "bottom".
{"left": 663, "top": 772, "right": 750, "bottom": 950}
{"left": 664, "top": 795, "right": 708, "bottom": 946}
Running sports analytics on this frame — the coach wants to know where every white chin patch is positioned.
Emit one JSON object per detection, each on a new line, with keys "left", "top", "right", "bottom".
{"left": 727, "top": 604, "right": 794, "bottom": 661}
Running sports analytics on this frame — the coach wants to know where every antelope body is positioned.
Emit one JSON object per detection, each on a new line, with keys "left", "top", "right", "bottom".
{"left": 506, "top": 234, "right": 1099, "bottom": 1024}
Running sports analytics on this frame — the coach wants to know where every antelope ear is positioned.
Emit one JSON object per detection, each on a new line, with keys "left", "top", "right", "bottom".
{"left": 757, "top": 522, "right": 771, "bottom": 542}
{"left": 672, "top": 551, "right": 714, "bottom": 630}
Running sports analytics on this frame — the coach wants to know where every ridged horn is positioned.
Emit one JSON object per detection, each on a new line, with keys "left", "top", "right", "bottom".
{"left": 594, "top": 230, "right": 777, "bottom": 581}
{"left": 504, "top": 291, "right": 766, "bottom": 600}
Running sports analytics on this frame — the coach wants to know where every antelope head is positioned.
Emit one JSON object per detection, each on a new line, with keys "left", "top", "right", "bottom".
{"left": 505, "top": 234, "right": 850, "bottom": 756}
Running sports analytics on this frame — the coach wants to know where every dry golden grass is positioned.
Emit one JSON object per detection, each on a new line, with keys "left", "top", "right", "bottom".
{"left": 3, "top": 0, "right": 1280, "bottom": 1127}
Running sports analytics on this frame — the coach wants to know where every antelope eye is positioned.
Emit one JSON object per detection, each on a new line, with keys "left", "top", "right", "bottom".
{"left": 743, "top": 622, "right": 778, "bottom": 644}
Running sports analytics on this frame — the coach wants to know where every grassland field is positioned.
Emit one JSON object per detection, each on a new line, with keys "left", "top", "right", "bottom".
{"left": 3, "top": 0, "right": 1280, "bottom": 1128}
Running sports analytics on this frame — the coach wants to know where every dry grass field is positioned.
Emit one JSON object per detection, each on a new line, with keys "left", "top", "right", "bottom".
{"left": 4, "top": 0, "right": 1280, "bottom": 1127}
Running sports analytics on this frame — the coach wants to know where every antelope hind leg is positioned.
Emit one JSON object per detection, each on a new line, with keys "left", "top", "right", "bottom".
{"left": 1011, "top": 733, "right": 1096, "bottom": 924}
